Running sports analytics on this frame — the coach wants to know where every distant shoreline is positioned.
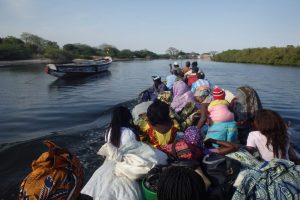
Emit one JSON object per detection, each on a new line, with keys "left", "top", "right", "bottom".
{"left": 0, "top": 59, "right": 53, "bottom": 67}
{"left": 0, "top": 58, "right": 147, "bottom": 67}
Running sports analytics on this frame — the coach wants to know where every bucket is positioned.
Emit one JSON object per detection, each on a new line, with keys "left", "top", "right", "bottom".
{"left": 141, "top": 178, "right": 157, "bottom": 200}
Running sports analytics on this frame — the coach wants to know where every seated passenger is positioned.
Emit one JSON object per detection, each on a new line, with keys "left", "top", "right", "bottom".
{"left": 166, "top": 71, "right": 177, "bottom": 90}
{"left": 187, "top": 62, "right": 199, "bottom": 87}
{"left": 170, "top": 80, "right": 195, "bottom": 113}
{"left": 247, "top": 109, "right": 290, "bottom": 161}
{"left": 157, "top": 166, "right": 208, "bottom": 200}
{"left": 170, "top": 62, "right": 182, "bottom": 76}
{"left": 208, "top": 87, "right": 235, "bottom": 123}
{"left": 193, "top": 86, "right": 213, "bottom": 130}
{"left": 150, "top": 76, "right": 168, "bottom": 101}
{"left": 81, "top": 106, "right": 167, "bottom": 200}
{"left": 190, "top": 73, "right": 211, "bottom": 93}
{"left": 206, "top": 87, "right": 238, "bottom": 143}
{"left": 182, "top": 61, "right": 191, "bottom": 74}
{"left": 105, "top": 106, "right": 138, "bottom": 147}
{"left": 138, "top": 100, "right": 180, "bottom": 148}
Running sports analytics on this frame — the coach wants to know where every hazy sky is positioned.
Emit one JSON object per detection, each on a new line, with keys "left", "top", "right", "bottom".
{"left": 1, "top": 0, "right": 300, "bottom": 53}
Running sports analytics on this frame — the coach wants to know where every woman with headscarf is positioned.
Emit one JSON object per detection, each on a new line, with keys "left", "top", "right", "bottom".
{"left": 193, "top": 85, "right": 213, "bottom": 130}
{"left": 171, "top": 80, "right": 195, "bottom": 113}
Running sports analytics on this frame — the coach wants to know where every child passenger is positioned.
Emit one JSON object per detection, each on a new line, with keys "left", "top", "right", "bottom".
{"left": 208, "top": 87, "right": 235, "bottom": 123}
{"left": 138, "top": 100, "right": 180, "bottom": 148}
{"left": 247, "top": 109, "right": 290, "bottom": 161}
{"left": 206, "top": 87, "right": 238, "bottom": 143}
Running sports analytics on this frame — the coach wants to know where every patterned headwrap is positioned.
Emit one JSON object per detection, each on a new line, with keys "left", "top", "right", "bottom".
{"left": 183, "top": 126, "right": 205, "bottom": 149}
{"left": 193, "top": 86, "right": 211, "bottom": 97}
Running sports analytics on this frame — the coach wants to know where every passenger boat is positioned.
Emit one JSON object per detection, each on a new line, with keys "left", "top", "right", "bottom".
{"left": 45, "top": 57, "right": 112, "bottom": 78}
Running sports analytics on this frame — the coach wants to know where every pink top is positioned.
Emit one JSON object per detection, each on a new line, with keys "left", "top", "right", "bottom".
{"left": 208, "top": 100, "right": 234, "bottom": 123}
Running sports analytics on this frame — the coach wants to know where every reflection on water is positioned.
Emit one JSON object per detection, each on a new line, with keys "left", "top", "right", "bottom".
{"left": 48, "top": 71, "right": 112, "bottom": 90}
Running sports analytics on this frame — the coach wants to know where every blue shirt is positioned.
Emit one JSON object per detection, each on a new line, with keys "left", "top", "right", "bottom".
{"left": 166, "top": 74, "right": 177, "bottom": 90}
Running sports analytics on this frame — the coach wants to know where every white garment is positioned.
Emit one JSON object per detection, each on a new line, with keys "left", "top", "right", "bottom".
{"left": 247, "top": 131, "right": 289, "bottom": 161}
{"left": 98, "top": 141, "right": 168, "bottom": 179}
{"left": 105, "top": 127, "right": 137, "bottom": 147}
{"left": 81, "top": 140, "right": 168, "bottom": 200}
{"left": 81, "top": 159, "right": 142, "bottom": 200}
{"left": 131, "top": 101, "right": 152, "bottom": 122}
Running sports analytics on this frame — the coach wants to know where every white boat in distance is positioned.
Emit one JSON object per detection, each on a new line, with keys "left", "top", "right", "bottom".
{"left": 45, "top": 57, "right": 112, "bottom": 78}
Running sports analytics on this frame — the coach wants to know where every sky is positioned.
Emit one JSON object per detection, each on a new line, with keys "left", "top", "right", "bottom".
{"left": 1, "top": 0, "right": 300, "bottom": 54}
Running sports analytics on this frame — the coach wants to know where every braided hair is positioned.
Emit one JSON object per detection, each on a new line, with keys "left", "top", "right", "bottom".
{"left": 157, "top": 166, "right": 207, "bottom": 200}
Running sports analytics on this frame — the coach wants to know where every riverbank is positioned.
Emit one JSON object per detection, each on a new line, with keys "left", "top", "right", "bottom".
{"left": 0, "top": 58, "right": 146, "bottom": 67}
{"left": 0, "top": 59, "right": 53, "bottom": 67}
{"left": 212, "top": 46, "right": 300, "bottom": 67}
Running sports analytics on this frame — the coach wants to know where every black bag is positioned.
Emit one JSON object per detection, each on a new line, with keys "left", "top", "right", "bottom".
{"left": 143, "top": 165, "right": 168, "bottom": 192}
{"left": 202, "top": 153, "right": 241, "bottom": 200}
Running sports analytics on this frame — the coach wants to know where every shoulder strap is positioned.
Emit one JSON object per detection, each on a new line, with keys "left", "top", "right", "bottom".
{"left": 170, "top": 125, "right": 178, "bottom": 142}
{"left": 171, "top": 139, "right": 178, "bottom": 158}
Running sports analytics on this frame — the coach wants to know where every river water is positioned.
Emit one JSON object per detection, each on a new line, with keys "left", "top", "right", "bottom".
{"left": 0, "top": 60, "right": 300, "bottom": 199}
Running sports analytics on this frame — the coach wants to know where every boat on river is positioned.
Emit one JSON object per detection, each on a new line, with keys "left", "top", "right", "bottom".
{"left": 45, "top": 57, "right": 112, "bottom": 78}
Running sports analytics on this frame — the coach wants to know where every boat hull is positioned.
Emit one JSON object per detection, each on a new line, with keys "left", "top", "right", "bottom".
{"left": 45, "top": 58, "right": 112, "bottom": 78}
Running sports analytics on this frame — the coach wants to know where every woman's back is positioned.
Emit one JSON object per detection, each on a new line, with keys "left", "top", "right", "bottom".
{"left": 247, "top": 130, "right": 289, "bottom": 161}
{"left": 106, "top": 127, "right": 137, "bottom": 147}
{"left": 247, "top": 109, "right": 289, "bottom": 161}
{"left": 208, "top": 100, "right": 234, "bottom": 123}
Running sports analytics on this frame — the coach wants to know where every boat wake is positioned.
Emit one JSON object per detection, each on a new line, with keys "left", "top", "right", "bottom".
{"left": 0, "top": 98, "right": 138, "bottom": 199}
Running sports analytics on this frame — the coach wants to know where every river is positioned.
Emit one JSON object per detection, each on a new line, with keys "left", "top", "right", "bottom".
{"left": 0, "top": 59, "right": 300, "bottom": 199}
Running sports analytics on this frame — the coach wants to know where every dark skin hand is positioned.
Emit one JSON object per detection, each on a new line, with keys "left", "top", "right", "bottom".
{"left": 196, "top": 103, "right": 209, "bottom": 129}
{"left": 204, "top": 138, "right": 240, "bottom": 155}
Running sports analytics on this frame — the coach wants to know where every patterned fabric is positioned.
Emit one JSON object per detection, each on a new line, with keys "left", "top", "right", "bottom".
{"left": 232, "top": 159, "right": 300, "bottom": 200}
{"left": 157, "top": 91, "right": 172, "bottom": 105}
{"left": 19, "top": 140, "right": 84, "bottom": 200}
{"left": 193, "top": 85, "right": 213, "bottom": 105}
{"left": 232, "top": 86, "right": 262, "bottom": 122}
{"left": 169, "top": 102, "right": 198, "bottom": 130}
{"left": 148, "top": 124, "right": 178, "bottom": 148}
{"left": 191, "top": 79, "right": 211, "bottom": 93}
{"left": 138, "top": 118, "right": 180, "bottom": 148}
{"left": 150, "top": 83, "right": 168, "bottom": 101}
{"left": 183, "top": 126, "right": 205, "bottom": 149}
{"left": 227, "top": 149, "right": 262, "bottom": 169}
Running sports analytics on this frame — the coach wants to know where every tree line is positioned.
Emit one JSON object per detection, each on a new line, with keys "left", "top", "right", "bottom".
{"left": 0, "top": 33, "right": 171, "bottom": 62}
{"left": 212, "top": 46, "right": 300, "bottom": 66}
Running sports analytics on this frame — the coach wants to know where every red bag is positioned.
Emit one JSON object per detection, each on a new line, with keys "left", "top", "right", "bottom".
{"left": 160, "top": 139, "right": 202, "bottom": 160}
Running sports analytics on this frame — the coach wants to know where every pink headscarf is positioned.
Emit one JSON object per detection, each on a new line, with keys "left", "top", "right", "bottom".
{"left": 171, "top": 80, "right": 195, "bottom": 112}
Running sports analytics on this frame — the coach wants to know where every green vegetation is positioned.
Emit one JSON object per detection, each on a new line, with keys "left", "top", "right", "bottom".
{"left": 0, "top": 33, "right": 167, "bottom": 62}
{"left": 0, "top": 36, "right": 32, "bottom": 60}
{"left": 4, "top": 33, "right": 298, "bottom": 66}
{"left": 212, "top": 46, "right": 300, "bottom": 66}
